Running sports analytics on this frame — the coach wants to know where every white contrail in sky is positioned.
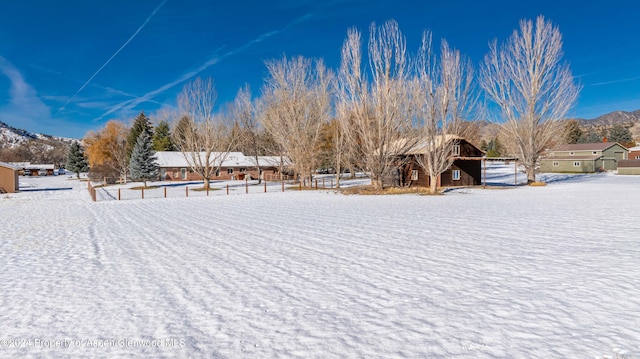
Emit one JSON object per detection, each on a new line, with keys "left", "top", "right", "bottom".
{"left": 587, "top": 76, "right": 640, "bottom": 87}
{"left": 95, "top": 13, "right": 313, "bottom": 122}
{"left": 56, "top": 0, "right": 167, "bottom": 116}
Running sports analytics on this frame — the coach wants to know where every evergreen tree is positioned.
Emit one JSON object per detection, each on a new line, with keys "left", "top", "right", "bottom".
{"left": 152, "top": 120, "right": 175, "bottom": 151}
{"left": 129, "top": 131, "right": 159, "bottom": 187}
{"left": 479, "top": 139, "right": 488, "bottom": 152}
{"left": 578, "top": 131, "right": 602, "bottom": 143}
{"left": 608, "top": 125, "right": 634, "bottom": 147}
{"left": 65, "top": 141, "right": 89, "bottom": 179}
{"left": 172, "top": 115, "right": 194, "bottom": 151}
{"left": 563, "top": 119, "right": 583, "bottom": 144}
{"left": 485, "top": 137, "right": 505, "bottom": 157}
{"left": 127, "top": 111, "right": 153, "bottom": 159}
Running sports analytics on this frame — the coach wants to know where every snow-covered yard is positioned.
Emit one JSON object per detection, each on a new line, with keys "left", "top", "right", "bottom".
{"left": 1, "top": 168, "right": 639, "bottom": 358}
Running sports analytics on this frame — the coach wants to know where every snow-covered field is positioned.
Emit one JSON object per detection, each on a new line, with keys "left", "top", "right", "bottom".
{"left": 1, "top": 166, "right": 639, "bottom": 358}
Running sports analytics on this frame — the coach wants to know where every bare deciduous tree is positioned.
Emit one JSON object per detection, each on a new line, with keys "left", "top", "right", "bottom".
{"left": 337, "top": 21, "right": 417, "bottom": 189}
{"left": 259, "top": 56, "right": 333, "bottom": 186}
{"left": 232, "top": 86, "right": 264, "bottom": 183}
{"left": 172, "top": 77, "right": 236, "bottom": 189}
{"left": 413, "top": 32, "right": 476, "bottom": 194}
{"left": 480, "top": 15, "right": 580, "bottom": 183}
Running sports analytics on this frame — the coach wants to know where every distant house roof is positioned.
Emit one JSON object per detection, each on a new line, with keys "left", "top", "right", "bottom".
{"left": 391, "top": 135, "right": 483, "bottom": 156}
{"left": 553, "top": 142, "right": 626, "bottom": 151}
{"left": 618, "top": 159, "right": 640, "bottom": 168}
{"left": 544, "top": 155, "right": 601, "bottom": 161}
{"left": 155, "top": 151, "right": 290, "bottom": 168}
{"left": 10, "top": 162, "right": 30, "bottom": 168}
{"left": 0, "top": 161, "right": 22, "bottom": 170}
{"left": 626, "top": 146, "right": 640, "bottom": 152}
{"left": 25, "top": 164, "right": 55, "bottom": 170}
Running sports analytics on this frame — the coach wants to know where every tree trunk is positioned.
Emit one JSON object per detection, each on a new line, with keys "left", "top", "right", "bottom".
{"left": 203, "top": 177, "right": 210, "bottom": 190}
{"left": 371, "top": 177, "right": 383, "bottom": 190}
{"left": 429, "top": 174, "right": 438, "bottom": 194}
{"left": 526, "top": 165, "right": 536, "bottom": 184}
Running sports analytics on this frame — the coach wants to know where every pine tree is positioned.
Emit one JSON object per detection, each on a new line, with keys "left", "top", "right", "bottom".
{"left": 65, "top": 141, "right": 89, "bottom": 179}
{"left": 479, "top": 139, "right": 488, "bottom": 152}
{"left": 127, "top": 111, "right": 153, "bottom": 160}
{"left": 578, "top": 131, "right": 602, "bottom": 143}
{"left": 129, "top": 131, "right": 159, "bottom": 187}
{"left": 152, "top": 120, "right": 175, "bottom": 151}
{"left": 563, "top": 119, "right": 583, "bottom": 144}
{"left": 608, "top": 125, "right": 634, "bottom": 147}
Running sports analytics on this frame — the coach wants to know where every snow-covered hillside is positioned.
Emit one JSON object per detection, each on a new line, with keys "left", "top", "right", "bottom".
{"left": 1, "top": 170, "right": 638, "bottom": 358}
{"left": 0, "top": 120, "right": 76, "bottom": 148}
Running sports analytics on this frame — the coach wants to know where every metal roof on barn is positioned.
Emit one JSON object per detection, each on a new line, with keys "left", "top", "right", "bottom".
{"left": 155, "top": 151, "right": 290, "bottom": 168}
{"left": 553, "top": 142, "right": 625, "bottom": 151}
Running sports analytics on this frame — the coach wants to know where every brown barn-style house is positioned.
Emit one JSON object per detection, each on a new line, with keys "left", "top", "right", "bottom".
{"left": 0, "top": 162, "right": 20, "bottom": 193}
{"left": 389, "top": 135, "right": 484, "bottom": 188}
{"left": 155, "top": 151, "right": 289, "bottom": 181}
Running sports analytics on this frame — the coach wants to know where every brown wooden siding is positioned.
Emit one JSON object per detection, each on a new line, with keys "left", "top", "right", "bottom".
{"left": 0, "top": 166, "right": 19, "bottom": 193}
{"left": 159, "top": 167, "right": 281, "bottom": 181}
{"left": 393, "top": 139, "right": 483, "bottom": 188}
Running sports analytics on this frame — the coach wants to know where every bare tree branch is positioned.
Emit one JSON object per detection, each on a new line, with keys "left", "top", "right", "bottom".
{"left": 259, "top": 56, "right": 333, "bottom": 185}
{"left": 172, "top": 77, "right": 236, "bottom": 189}
{"left": 480, "top": 16, "right": 580, "bottom": 183}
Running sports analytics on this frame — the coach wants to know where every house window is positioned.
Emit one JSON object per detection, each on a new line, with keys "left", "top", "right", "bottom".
{"left": 411, "top": 170, "right": 418, "bottom": 181}
{"left": 227, "top": 168, "right": 234, "bottom": 174}
{"left": 239, "top": 168, "right": 246, "bottom": 173}
{"left": 570, "top": 151, "right": 575, "bottom": 156}
{"left": 215, "top": 169, "right": 220, "bottom": 177}
{"left": 553, "top": 161, "right": 559, "bottom": 167}
{"left": 592, "top": 151, "right": 598, "bottom": 155}
{"left": 452, "top": 144, "right": 461, "bottom": 156}
{"left": 573, "top": 161, "right": 581, "bottom": 167}
{"left": 180, "top": 168, "right": 187, "bottom": 179}
{"left": 635, "top": 156, "right": 640, "bottom": 160}
{"left": 452, "top": 170, "right": 461, "bottom": 180}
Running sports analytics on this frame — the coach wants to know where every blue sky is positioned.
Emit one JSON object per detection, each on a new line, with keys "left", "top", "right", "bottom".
{"left": 1, "top": 0, "right": 639, "bottom": 138}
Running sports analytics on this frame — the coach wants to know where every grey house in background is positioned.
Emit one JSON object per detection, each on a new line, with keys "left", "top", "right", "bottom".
{"left": 617, "top": 160, "right": 640, "bottom": 175}
{"left": 540, "top": 142, "right": 628, "bottom": 173}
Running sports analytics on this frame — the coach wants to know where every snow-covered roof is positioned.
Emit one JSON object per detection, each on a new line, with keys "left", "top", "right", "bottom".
{"left": 155, "top": 151, "right": 290, "bottom": 168}
{"left": 0, "top": 161, "right": 22, "bottom": 170}
{"left": 25, "top": 164, "right": 55, "bottom": 170}
{"left": 9, "top": 162, "right": 30, "bottom": 168}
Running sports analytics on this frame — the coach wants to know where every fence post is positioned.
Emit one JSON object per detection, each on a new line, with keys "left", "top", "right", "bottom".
{"left": 164, "top": 187, "right": 167, "bottom": 198}
{"left": 226, "top": 184, "right": 229, "bottom": 195}
{"left": 206, "top": 185, "right": 209, "bottom": 196}
{"left": 322, "top": 178, "right": 325, "bottom": 189}
{"left": 315, "top": 179, "right": 318, "bottom": 190}
{"left": 141, "top": 187, "right": 144, "bottom": 200}
{"left": 264, "top": 180, "right": 267, "bottom": 193}
{"left": 299, "top": 181, "right": 302, "bottom": 191}
{"left": 282, "top": 180, "right": 284, "bottom": 192}
{"left": 331, "top": 179, "right": 333, "bottom": 189}
{"left": 245, "top": 178, "right": 248, "bottom": 194}
{"left": 118, "top": 188, "right": 121, "bottom": 201}
{"left": 186, "top": 186, "right": 188, "bottom": 197}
